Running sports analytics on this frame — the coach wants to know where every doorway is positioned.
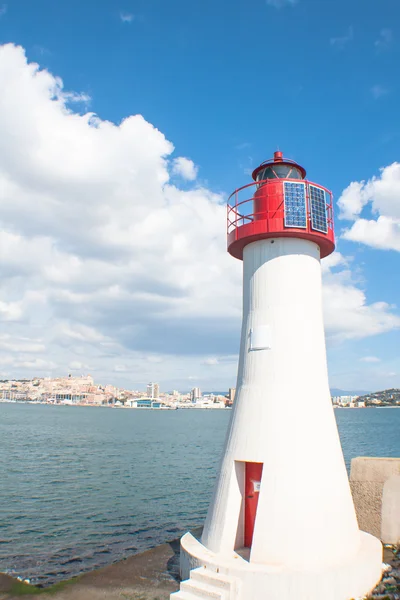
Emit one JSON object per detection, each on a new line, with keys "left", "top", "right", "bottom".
{"left": 244, "top": 462, "right": 263, "bottom": 548}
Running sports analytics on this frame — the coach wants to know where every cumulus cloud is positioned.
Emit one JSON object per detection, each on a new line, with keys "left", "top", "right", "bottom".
{"left": 0, "top": 43, "right": 239, "bottom": 387}
{"left": 172, "top": 157, "right": 198, "bottom": 180}
{"left": 322, "top": 253, "right": 400, "bottom": 342}
{"left": 0, "top": 43, "right": 398, "bottom": 389}
{"left": 0, "top": 4, "right": 6, "bottom": 17}
{"left": 338, "top": 162, "right": 400, "bottom": 252}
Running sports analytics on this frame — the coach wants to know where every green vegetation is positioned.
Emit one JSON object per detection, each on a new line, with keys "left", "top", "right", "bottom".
{"left": 10, "top": 577, "right": 79, "bottom": 596}
{"left": 358, "top": 388, "right": 400, "bottom": 407}
{"left": 8, "top": 581, "right": 42, "bottom": 596}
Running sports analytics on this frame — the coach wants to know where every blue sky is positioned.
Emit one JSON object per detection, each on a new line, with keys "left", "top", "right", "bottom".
{"left": 0, "top": 0, "right": 399, "bottom": 392}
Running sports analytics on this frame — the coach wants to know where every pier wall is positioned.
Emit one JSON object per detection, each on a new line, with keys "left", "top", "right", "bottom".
{"left": 350, "top": 457, "right": 400, "bottom": 544}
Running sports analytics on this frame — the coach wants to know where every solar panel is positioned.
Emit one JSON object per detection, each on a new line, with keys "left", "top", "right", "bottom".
{"left": 309, "top": 185, "right": 328, "bottom": 233}
{"left": 284, "top": 182, "right": 307, "bottom": 228}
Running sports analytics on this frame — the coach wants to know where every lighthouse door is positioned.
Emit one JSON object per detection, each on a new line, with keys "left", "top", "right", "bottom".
{"left": 244, "top": 462, "right": 263, "bottom": 548}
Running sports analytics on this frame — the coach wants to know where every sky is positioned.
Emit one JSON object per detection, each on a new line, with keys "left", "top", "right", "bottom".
{"left": 0, "top": 0, "right": 399, "bottom": 392}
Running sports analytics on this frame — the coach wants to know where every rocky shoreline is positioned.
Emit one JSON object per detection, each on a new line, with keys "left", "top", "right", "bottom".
{"left": 0, "top": 538, "right": 181, "bottom": 600}
{"left": 0, "top": 540, "right": 398, "bottom": 600}
{"left": 367, "top": 545, "right": 400, "bottom": 600}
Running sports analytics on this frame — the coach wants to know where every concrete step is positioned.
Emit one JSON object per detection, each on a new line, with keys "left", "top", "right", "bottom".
{"left": 190, "top": 567, "right": 232, "bottom": 591}
{"left": 170, "top": 590, "right": 199, "bottom": 600}
{"left": 181, "top": 578, "right": 224, "bottom": 599}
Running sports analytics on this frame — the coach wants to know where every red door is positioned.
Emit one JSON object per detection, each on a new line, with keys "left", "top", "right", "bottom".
{"left": 244, "top": 462, "right": 263, "bottom": 548}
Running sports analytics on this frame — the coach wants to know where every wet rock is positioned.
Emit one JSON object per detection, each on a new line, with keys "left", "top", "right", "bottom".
{"left": 367, "top": 547, "right": 400, "bottom": 600}
{"left": 383, "top": 577, "right": 397, "bottom": 585}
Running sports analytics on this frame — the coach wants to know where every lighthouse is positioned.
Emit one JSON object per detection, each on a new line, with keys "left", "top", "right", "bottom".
{"left": 172, "top": 152, "right": 382, "bottom": 600}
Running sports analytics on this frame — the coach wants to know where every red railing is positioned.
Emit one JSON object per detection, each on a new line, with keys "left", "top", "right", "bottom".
{"left": 227, "top": 179, "right": 334, "bottom": 236}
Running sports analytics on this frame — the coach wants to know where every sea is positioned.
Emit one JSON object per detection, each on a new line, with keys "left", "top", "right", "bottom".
{"left": 0, "top": 403, "right": 399, "bottom": 585}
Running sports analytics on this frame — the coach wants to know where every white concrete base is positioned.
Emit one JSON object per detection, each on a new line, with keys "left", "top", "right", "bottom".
{"left": 170, "top": 566, "right": 240, "bottom": 600}
{"left": 172, "top": 531, "right": 382, "bottom": 600}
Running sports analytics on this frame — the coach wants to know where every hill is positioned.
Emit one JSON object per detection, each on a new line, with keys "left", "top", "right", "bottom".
{"left": 357, "top": 388, "right": 400, "bottom": 407}
{"left": 330, "top": 388, "right": 370, "bottom": 397}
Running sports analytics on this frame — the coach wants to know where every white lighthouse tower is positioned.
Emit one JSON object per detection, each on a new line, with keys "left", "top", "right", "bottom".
{"left": 172, "top": 152, "right": 382, "bottom": 600}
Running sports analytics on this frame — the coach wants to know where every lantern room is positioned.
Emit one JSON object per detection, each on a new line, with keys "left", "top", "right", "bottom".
{"left": 227, "top": 151, "right": 335, "bottom": 260}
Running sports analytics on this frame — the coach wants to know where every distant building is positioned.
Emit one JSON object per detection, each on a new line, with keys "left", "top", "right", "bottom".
{"left": 332, "top": 395, "right": 359, "bottom": 406}
{"left": 147, "top": 382, "right": 160, "bottom": 399}
{"left": 137, "top": 399, "right": 152, "bottom": 408}
{"left": 191, "top": 387, "right": 201, "bottom": 402}
{"left": 228, "top": 388, "right": 236, "bottom": 402}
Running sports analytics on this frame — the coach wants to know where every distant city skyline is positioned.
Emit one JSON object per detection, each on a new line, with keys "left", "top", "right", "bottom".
{"left": 4, "top": 372, "right": 396, "bottom": 408}
{"left": 0, "top": 374, "right": 233, "bottom": 410}
{"left": 0, "top": 1, "right": 399, "bottom": 391}
{"left": 0, "top": 373, "right": 378, "bottom": 398}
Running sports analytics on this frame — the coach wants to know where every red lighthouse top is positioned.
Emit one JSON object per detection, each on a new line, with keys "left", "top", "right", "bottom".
{"left": 227, "top": 151, "right": 335, "bottom": 260}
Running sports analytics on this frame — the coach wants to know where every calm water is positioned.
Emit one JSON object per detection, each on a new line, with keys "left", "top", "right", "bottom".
{"left": 0, "top": 404, "right": 399, "bottom": 585}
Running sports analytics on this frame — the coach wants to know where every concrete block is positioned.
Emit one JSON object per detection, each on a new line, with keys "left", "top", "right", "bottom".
{"left": 350, "top": 480, "right": 382, "bottom": 539}
{"left": 381, "top": 475, "right": 400, "bottom": 544}
{"left": 350, "top": 457, "right": 400, "bottom": 543}
{"left": 351, "top": 457, "right": 400, "bottom": 482}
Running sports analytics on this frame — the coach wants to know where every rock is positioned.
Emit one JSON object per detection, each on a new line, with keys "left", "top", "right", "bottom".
{"left": 390, "top": 569, "right": 400, "bottom": 578}
{"left": 373, "top": 583, "right": 387, "bottom": 593}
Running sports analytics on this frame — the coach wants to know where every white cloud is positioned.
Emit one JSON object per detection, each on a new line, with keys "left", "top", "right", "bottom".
{"left": 10, "top": 358, "right": 57, "bottom": 370}
{"left": 0, "top": 300, "right": 23, "bottom": 322}
{"left": 342, "top": 217, "right": 400, "bottom": 251}
{"left": 146, "top": 355, "right": 164, "bottom": 363}
{"left": 0, "top": 43, "right": 398, "bottom": 389}
{"left": 0, "top": 335, "right": 45, "bottom": 354}
{"left": 360, "top": 356, "right": 381, "bottom": 363}
{"left": 202, "top": 357, "right": 219, "bottom": 366}
{"left": 375, "top": 28, "right": 393, "bottom": 51}
{"left": 0, "top": 4, "right": 6, "bottom": 17}
{"left": 63, "top": 90, "right": 91, "bottom": 105}
{"left": 370, "top": 84, "right": 389, "bottom": 99}
{"left": 322, "top": 255, "right": 400, "bottom": 342}
{"left": 114, "top": 364, "right": 129, "bottom": 372}
{"left": 265, "top": 0, "right": 297, "bottom": 7}
{"left": 69, "top": 361, "right": 90, "bottom": 370}
{"left": 330, "top": 26, "right": 353, "bottom": 49}
{"left": 0, "top": 43, "right": 239, "bottom": 386}
{"left": 338, "top": 162, "right": 400, "bottom": 252}
{"left": 172, "top": 157, "right": 198, "bottom": 180}
{"left": 320, "top": 251, "right": 348, "bottom": 273}
{"left": 120, "top": 12, "right": 134, "bottom": 23}
{"left": 337, "top": 181, "right": 369, "bottom": 221}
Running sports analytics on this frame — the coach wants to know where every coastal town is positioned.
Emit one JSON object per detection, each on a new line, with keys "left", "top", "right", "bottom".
{"left": 332, "top": 390, "right": 400, "bottom": 408}
{"left": 1, "top": 374, "right": 399, "bottom": 409}
{"left": 0, "top": 374, "right": 236, "bottom": 409}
